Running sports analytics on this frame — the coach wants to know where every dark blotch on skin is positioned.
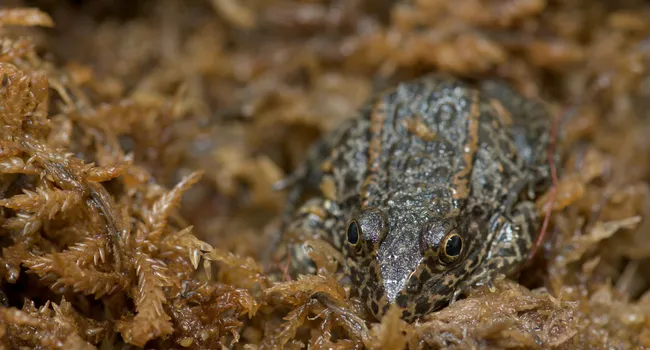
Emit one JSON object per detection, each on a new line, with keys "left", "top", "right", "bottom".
{"left": 350, "top": 270, "right": 358, "bottom": 284}
{"left": 371, "top": 301, "right": 379, "bottom": 315}
{"left": 361, "top": 258, "right": 370, "bottom": 269}
{"left": 361, "top": 287, "right": 370, "bottom": 301}
{"left": 406, "top": 274, "right": 421, "bottom": 293}
{"left": 376, "top": 286, "right": 384, "bottom": 300}
{"left": 396, "top": 294, "right": 409, "bottom": 308}
{"left": 419, "top": 268, "right": 431, "bottom": 283}
{"left": 415, "top": 300, "right": 431, "bottom": 315}
{"left": 368, "top": 264, "right": 376, "bottom": 277}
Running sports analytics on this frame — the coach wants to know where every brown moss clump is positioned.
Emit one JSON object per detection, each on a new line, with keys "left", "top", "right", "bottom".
{"left": 1, "top": 0, "right": 650, "bottom": 349}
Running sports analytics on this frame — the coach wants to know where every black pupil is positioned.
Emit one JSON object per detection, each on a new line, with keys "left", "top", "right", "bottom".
{"left": 347, "top": 221, "right": 359, "bottom": 244}
{"left": 445, "top": 235, "right": 462, "bottom": 256}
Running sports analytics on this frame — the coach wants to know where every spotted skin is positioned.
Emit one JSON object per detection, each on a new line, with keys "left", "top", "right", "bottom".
{"left": 276, "top": 75, "right": 554, "bottom": 322}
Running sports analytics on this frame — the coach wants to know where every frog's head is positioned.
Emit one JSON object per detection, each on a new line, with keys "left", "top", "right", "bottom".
{"left": 344, "top": 204, "right": 487, "bottom": 322}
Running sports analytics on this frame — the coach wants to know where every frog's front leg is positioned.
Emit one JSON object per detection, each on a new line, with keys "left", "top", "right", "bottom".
{"left": 453, "top": 201, "right": 538, "bottom": 302}
{"left": 263, "top": 139, "right": 337, "bottom": 268}
{"left": 275, "top": 197, "right": 345, "bottom": 277}
{"left": 265, "top": 120, "right": 358, "bottom": 268}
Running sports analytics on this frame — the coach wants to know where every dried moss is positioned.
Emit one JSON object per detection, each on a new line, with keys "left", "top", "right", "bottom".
{"left": 1, "top": 0, "right": 650, "bottom": 349}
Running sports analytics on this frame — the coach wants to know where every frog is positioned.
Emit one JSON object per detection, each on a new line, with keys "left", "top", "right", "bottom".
{"left": 272, "top": 74, "right": 555, "bottom": 322}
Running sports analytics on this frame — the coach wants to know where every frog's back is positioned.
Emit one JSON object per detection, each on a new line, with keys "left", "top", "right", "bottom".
{"left": 330, "top": 76, "right": 549, "bottom": 209}
{"left": 326, "top": 78, "right": 479, "bottom": 212}
{"left": 376, "top": 78, "right": 489, "bottom": 209}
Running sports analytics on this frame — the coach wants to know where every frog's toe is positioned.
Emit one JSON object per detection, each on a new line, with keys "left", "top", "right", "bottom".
{"left": 487, "top": 279, "right": 497, "bottom": 293}
{"left": 288, "top": 241, "right": 317, "bottom": 275}
{"left": 450, "top": 289, "right": 464, "bottom": 304}
{"left": 272, "top": 171, "right": 303, "bottom": 191}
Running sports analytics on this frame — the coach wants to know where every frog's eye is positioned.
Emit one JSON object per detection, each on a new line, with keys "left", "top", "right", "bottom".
{"left": 440, "top": 232, "right": 463, "bottom": 264}
{"left": 347, "top": 220, "right": 360, "bottom": 246}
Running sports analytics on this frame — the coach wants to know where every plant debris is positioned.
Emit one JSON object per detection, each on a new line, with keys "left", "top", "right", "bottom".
{"left": 1, "top": 0, "right": 650, "bottom": 348}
